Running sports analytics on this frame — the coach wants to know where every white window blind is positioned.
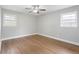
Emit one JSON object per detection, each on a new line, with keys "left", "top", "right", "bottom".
{"left": 3, "top": 14, "right": 16, "bottom": 27}
{"left": 60, "top": 11, "right": 77, "bottom": 27}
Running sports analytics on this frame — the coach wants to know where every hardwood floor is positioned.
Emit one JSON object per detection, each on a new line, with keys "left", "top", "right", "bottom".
{"left": 1, "top": 35, "right": 79, "bottom": 54}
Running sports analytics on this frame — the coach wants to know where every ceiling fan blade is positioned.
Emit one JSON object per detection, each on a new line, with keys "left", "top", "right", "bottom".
{"left": 25, "top": 8, "right": 31, "bottom": 10}
{"left": 29, "top": 11, "right": 32, "bottom": 13}
{"left": 39, "top": 9, "right": 46, "bottom": 11}
{"left": 37, "top": 11, "right": 39, "bottom": 14}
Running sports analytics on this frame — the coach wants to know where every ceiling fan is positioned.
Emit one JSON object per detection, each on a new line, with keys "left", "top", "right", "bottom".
{"left": 25, "top": 5, "right": 46, "bottom": 14}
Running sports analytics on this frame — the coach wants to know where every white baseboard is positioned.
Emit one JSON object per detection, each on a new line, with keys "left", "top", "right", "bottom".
{"left": 38, "top": 34, "right": 79, "bottom": 46}
{"left": 2, "top": 33, "right": 79, "bottom": 46}
{"left": 2, "top": 33, "right": 37, "bottom": 41}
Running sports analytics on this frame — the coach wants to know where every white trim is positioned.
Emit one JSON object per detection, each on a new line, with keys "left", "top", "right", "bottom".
{"left": 2, "top": 33, "right": 79, "bottom": 46}
{"left": 2, "top": 33, "right": 37, "bottom": 41}
{"left": 38, "top": 34, "right": 79, "bottom": 46}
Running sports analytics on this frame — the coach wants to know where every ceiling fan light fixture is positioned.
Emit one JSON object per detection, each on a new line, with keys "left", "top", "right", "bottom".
{"left": 25, "top": 5, "right": 46, "bottom": 14}
{"left": 33, "top": 9, "right": 38, "bottom": 13}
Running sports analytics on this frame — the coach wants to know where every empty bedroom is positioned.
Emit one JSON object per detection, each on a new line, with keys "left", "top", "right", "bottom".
{"left": 0, "top": 5, "right": 79, "bottom": 54}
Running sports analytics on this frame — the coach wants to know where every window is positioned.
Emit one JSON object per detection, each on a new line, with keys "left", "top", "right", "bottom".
{"left": 60, "top": 11, "right": 77, "bottom": 27}
{"left": 3, "top": 14, "right": 16, "bottom": 27}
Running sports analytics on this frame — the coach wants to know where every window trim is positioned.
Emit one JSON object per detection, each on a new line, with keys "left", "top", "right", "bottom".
{"left": 3, "top": 14, "right": 17, "bottom": 27}
{"left": 60, "top": 11, "right": 77, "bottom": 27}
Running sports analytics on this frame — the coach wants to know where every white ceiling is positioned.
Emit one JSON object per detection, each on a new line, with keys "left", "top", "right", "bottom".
{"left": 0, "top": 5, "right": 74, "bottom": 15}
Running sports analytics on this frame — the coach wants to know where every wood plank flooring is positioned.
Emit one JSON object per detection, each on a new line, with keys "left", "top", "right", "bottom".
{"left": 1, "top": 35, "right": 79, "bottom": 54}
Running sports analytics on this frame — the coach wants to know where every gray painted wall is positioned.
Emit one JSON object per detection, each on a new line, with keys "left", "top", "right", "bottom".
{"left": 2, "top": 9, "right": 36, "bottom": 39}
{"left": 1, "top": 6, "right": 79, "bottom": 44}
{"left": 38, "top": 6, "right": 79, "bottom": 43}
